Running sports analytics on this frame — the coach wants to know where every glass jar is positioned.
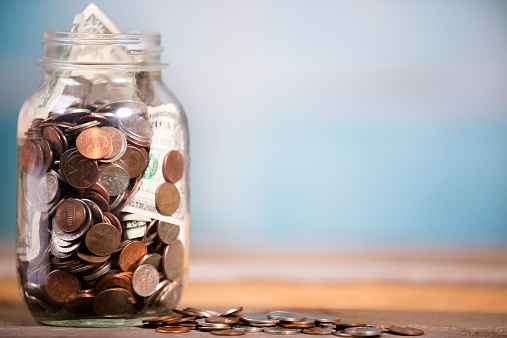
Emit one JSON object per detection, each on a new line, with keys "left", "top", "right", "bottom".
{"left": 16, "top": 30, "right": 190, "bottom": 327}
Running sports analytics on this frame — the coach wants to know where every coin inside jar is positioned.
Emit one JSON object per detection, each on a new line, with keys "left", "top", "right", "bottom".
{"left": 155, "top": 182, "right": 181, "bottom": 216}
{"left": 62, "top": 153, "right": 99, "bottom": 189}
{"left": 54, "top": 198, "right": 86, "bottom": 233}
{"left": 157, "top": 221, "right": 180, "bottom": 245}
{"left": 119, "top": 240, "right": 148, "bottom": 272}
{"left": 76, "top": 127, "right": 113, "bottom": 159}
{"left": 132, "top": 264, "right": 159, "bottom": 297}
{"left": 100, "top": 126, "right": 127, "bottom": 161}
{"left": 97, "top": 163, "right": 130, "bottom": 196}
{"left": 162, "top": 240, "right": 184, "bottom": 281}
{"left": 120, "top": 145, "right": 149, "bottom": 178}
{"left": 43, "top": 269, "right": 80, "bottom": 304}
{"left": 93, "top": 288, "right": 134, "bottom": 316}
{"left": 85, "top": 222, "right": 121, "bottom": 256}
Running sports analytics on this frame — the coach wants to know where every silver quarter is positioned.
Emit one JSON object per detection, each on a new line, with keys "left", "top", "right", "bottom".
{"left": 344, "top": 327, "right": 383, "bottom": 337}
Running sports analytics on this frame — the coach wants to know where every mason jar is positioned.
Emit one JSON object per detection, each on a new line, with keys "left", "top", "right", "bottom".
{"left": 16, "top": 30, "right": 190, "bottom": 327}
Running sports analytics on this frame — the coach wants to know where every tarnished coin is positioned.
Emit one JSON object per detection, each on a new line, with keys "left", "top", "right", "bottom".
{"left": 81, "top": 199, "right": 105, "bottom": 225}
{"left": 64, "top": 293, "right": 95, "bottom": 314}
{"left": 303, "top": 313, "right": 341, "bottom": 323}
{"left": 156, "top": 326, "right": 191, "bottom": 334}
{"left": 44, "top": 269, "right": 80, "bottom": 304}
{"left": 388, "top": 327, "right": 424, "bottom": 336}
{"left": 63, "top": 154, "right": 99, "bottom": 189}
{"left": 211, "top": 329, "right": 245, "bottom": 336}
{"left": 119, "top": 240, "right": 148, "bottom": 272}
{"left": 334, "top": 321, "right": 366, "bottom": 329}
{"left": 137, "top": 253, "right": 162, "bottom": 270}
{"left": 269, "top": 311, "right": 305, "bottom": 322}
{"left": 77, "top": 247, "right": 111, "bottom": 264}
{"left": 303, "top": 328, "right": 336, "bottom": 335}
{"left": 162, "top": 240, "right": 184, "bottom": 281}
{"left": 41, "top": 139, "right": 54, "bottom": 172}
{"left": 101, "top": 126, "right": 127, "bottom": 161}
{"left": 93, "top": 288, "right": 134, "bottom": 316}
{"left": 85, "top": 222, "right": 121, "bottom": 256}
{"left": 157, "top": 221, "right": 180, "bottom": 245}
{"left": 155, "top": 182, "right": 181, "bottom": 216}
{"left": 97, "top": 164, "right": 130, "bottom": 196}
{"left": 76, "top": 127, "right": 113, "bottom": 159}
{"left": 79, "top": 190, "right": 109, "bottom": 212}
{"left": 54, "top": 198, "right": 86, "bottom": 233}
{"left": 132, "top": 264, "right": 159, "bottom": 297}
{"left": 163, "top": 150, "right": 185, "bottom": 183}
{"left": 21, "top": 140, "right": 39, "bottom": 174}
{"left": 95, "top": 273, "right": 133, "bottom": 295}
{"left": 38, "top": 172, "right": 59, "bottom": 204}
{"left": 240, "top": 314, "right": 280, "bottom": 325}
{"left": 344, "top": 327, "right": 383, "bottom": 337}
{"left": 43, "top": 126, "right": 66, "bottom": 159}
{"left": 120, "top": 145, "right": 149, "bottom": 178}
{"left": 206, "top": 317, "right": 240, "bottom": 324}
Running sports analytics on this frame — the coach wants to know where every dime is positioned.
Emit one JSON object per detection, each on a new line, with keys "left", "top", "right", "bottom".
{"left": 211, "top": 329, "right": 245, "bottom": 336}
{"left": 162, "top": 240, "right": 184, "bottom": 281}
{"left": 119, "top": 240, "right": 148, "bottom": 272}
{"left": 303, "top": 313, "right": 341, "bottom": 323}
{"left": 268, "top": 311, "right": 305, "bottom": 322}
{"left": 132, "top": 264, "right": 159, "bottom": 297}
{"left": 38, "top": 172, "right": 59, "bottom": 204}
{"left": 264, "top": 327, "right": 301, "bottom": 335}
{"left": 63, "top": 153, "right": 99, "bottom": 189}
{"left": 155, "top": 182, "right": 181, "bottom": 216}
{"left": 43, "top": 269, "right": 80, "bottom": 304}
{"left": 76, "top": 127, "right": 113, "bottom": 159}
{"left": 97, "top": 163, "right": 130, "bottom": 196}
{"left": 64, "top": 293, "right": 95, "bottom": 314}
{"left": 206, "top": 317, "right": 240, "bottom": 325}
{"left": 344, "top": 327, "right": 383, "bottom": 337}
{"left": 303, "top": 328, "right": 336, "bottom": 335}
{"left": 388, "top": 327, "right": 424, "bottom": 336}
{"left": 120, "top": 145, "right": 149, "bottom": 178}
{"left": 85, "top": 222, "right": 121, "bottom": 256}
{"left": 156, "top": 326, "right": 190, "bottom": 334}
{"left": 157, "top": 221, "right": 180, "bottom": 245}
{"left": 163, "top": 150, "right": 185, "bottom": 183}
{"left": 234, "top": 326, "right": 264, "bottom": 333}
{"left": 54, "top": 198, "right": 86, "bottom": 233}
{"left": 93, "top": 288, "right": 134, "bottom": 316}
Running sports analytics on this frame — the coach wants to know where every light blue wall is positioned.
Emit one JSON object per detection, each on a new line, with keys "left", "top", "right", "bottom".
{"left": 1, "top": 0, "right": 506, "bottom": 248}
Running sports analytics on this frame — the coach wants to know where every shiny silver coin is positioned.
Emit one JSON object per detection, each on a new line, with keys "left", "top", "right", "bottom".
{"left": 269, "top": 311, "right": 305, "bottom": 322}
{"left": 302, "top": 313, "right": 341, "bottom": 323}
{"left": 97, "top": 164, "right": 129, "bottom": 196}
{"left": 241, "top": 314, "right": 280, "bottom": 324}
{"left": 334, "top": 332, "right": 353, "bottom": 337}
{"left": 344, "top": 327, "right": 383, "bottom": 337}
{"left": 264, "top": 327, "right": 301, "bottom": 335}
{"left": 196, "top": 318, "right": 232, "bottom": 328}
{"left": 220, "top": 307, "right": 243, "bottom": 317}
{"left": 233, "top": 326, "right": 264, "bottom": 333}
{"left": 38, "top": 173, "right": 59, "bottom": 204}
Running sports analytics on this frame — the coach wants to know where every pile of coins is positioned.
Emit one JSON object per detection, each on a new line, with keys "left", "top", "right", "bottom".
{"left": 142, "top": 308, "right": 425, "bottom": 336}
{"left": 19, "top": 76, "right": 186, "bottom": 318}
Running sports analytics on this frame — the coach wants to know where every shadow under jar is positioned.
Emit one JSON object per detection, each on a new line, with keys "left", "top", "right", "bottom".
{"left": 16, "top": 31, "right": 190, "bottom": 327}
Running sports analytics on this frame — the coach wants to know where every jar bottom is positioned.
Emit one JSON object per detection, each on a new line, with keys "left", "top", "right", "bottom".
{"left": 39, "top": 316, "right": 152, "bottom": 327}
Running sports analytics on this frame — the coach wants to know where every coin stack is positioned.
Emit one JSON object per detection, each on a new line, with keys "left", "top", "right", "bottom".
{"left": 20, "top": 76, "right": 186, "bottom": 318}
{"left": 143, "top": 308, "right": 425, "bottom": 336}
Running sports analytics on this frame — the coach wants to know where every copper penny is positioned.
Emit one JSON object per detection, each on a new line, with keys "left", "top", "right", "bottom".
{"left": 101, "top": 126, "right": 127, "bottom": 160}
{"left": 155, "top": 183, "right": 181, "bottom": 216}
{"left": 136, "top": 253, "right": 162, "bottom": 270}
{"left": 78, "top": 190, "right": 110, "bottom": 212}
{"left": 43, "top": 126, "right": 65, "bottom": 159}
{"left": 120, "top": 145, "right": 149, "bottom": 178}
{"left": 211, "top": 329, "right": 245, "bottom": 336}
{"left": 119, "top": 240, "right": 148, "bottom": 272}
{"left": 54, "top": 198, "right": 86, "bottom": 232}
{"left": 95, "top": 273, "right": 133, "bottom": 295}
{"left": 132, "top": 264, "right": 159, "bottom": 297}
{"left": 104, "top": 212, "right": 122, "bottom": 235}
{"left": 64, "top": 293, "right": 95, "bottom": 314}
{"left": 85, "top": 222, "right": 121, "bottom": 256}
{"left": 163, "top": 150, "right": 185, "bottom": 183}
{"left": 44, "top": 269, "right": 80, "bottom": 304}
{"left": 41, "top": 139, "right": 54, "bottom": 172}
{"left": 76, "top": 127, "right": 113, "bottom": 159}
{"left": 143, "top": 314, "right": 182, "bottom": 323}
{"left": 157, "top": 221, "right": 180, "bottom": 245}
{"left": 156, "top": 326, "right": 190, "bottom": 334}
{"left": 333, "top": 321, "right": 366, "bottom": 328}
{"left": 206, "top": 317, "right": 240, "bottom": 325}
{"left": 79, "top": 182, "right": 109, "bottom": 201}
{"left": 93, "top": 288, "right": 134, "bottom": 316}
{"left": 162, "top": 240, "right": 184, "bottom": 281}
{"left": 366, "top": 323, "right": 395, "bottom": 331}
{"left": 77, "top": 247, "right": 111, "bottom": 264}
{"left": 388, "top": 327, "right": 424, "bottom": 336}
{"left": 21, "top": 140, "right": 39, "bottom": 174}
{"left": 63, "top": 153, "right": 99, "bottom": 189}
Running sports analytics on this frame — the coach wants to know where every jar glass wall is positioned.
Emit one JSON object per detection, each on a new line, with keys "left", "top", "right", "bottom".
{"left": 16, "top": 31, "right": 190, "bottom": 327}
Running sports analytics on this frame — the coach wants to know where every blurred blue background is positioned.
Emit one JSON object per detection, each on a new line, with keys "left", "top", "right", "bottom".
{"left": 1, "top": 0, "right": 506, "bottom": 250}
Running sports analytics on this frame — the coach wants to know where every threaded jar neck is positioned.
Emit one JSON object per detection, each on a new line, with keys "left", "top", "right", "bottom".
{"left": 37, "top": 30, "right": 168, "bottom": 71}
